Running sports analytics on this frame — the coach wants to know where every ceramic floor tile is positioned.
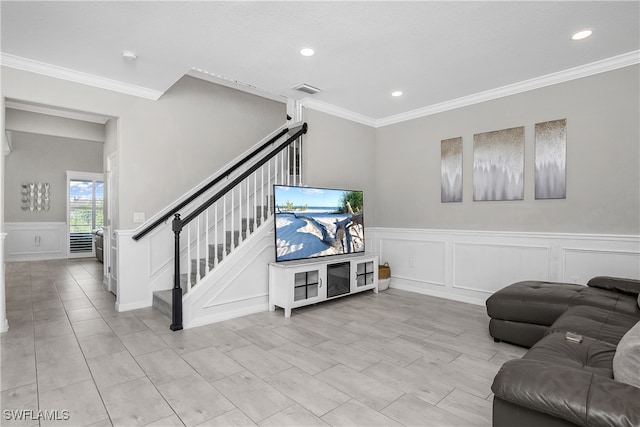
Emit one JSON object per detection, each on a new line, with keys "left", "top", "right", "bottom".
{"left": 119, "top": 330, "right": 169, "bottom": 356}
{"left": 258, "top": 404, "right": 329, "bottom": 427}
{"left": 38, "top": 380, "right": 108, "bottom": 427}
{"left": 268, "top": 342, "right": 336, "bottom": 375}
{"left": 66, "top": 307, "right": 102, "bottom": 323}
{"left": 159, "top": 329, "right": 212, "bottom": 354}
{"left": 213, "top": 371, "right": 294, "bottom": 422}
{"left": 312, "top": 340, "right": 381, "bottom": 372}
{"left": 234, "top": 325, "right": 290, "bottom": 350}
{"left": 314, "top": 364, "right": 403, "bottom": 411}
{"left": 321, "top": 400, "right": 401, "bottom": 427}
{"left": 0, "top": 383, "right": 39, "bottom": 427}
{"left": 105, "top": 315, "right": 150, "bottom": 337}
{"left": 182, "top": 346, "right": 244, "bottom": 383}
{"left": 145, "top": 414, "right": 185, "bottom": 427}
{"left": 227, "top": 345, "right": 291, "bottom": 379}
{"left": 78, "top": 332, "right": 126, "bottom": 359}
{"left": 135, "top": 349, "right": 198, "bottom": 386}
{"left": 362, "top": 360, "right": 453, "bottom": 405}
{"left": 266, "top": 367, "right": 350, "bottom": 417}
{"left": 71, "top": 318, "right": 112, "bottom": 339}
{"left": 100, "top": 377, "right": 174, "bottom": 427}
{"left": 436, "top": 388, "right": 493, "bottom": 426}
{"left": 37, "top": 351, "right": 92, "bottom": 393}
{"left": 198, "top": 409, "right": 256, "bottom": 426}
{"left": 34, "top": 319, "right": 74, "bottom": 340}
{"left": 86, "top": 350, "right": 146, "bottom": 389}
{"left": 158, "top": 374, "right": 235, "bottom": 426}
{"left": 381, "top": 393, "right": 469, "bottom": 427}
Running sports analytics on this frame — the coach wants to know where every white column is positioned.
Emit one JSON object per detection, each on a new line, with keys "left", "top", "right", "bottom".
{"left": 1, "top": 95, "right": 8, "bottom": 332}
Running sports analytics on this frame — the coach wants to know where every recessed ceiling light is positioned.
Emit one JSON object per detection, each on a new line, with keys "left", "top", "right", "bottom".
{"left": 121, "top": 50, "right": 137, "bottom": 61}
{"left": 391, "top": 91, "right": 403, "bottom": 97}
{"left": 571, "top": 29, "right": 592, "bottom": 41}
{"left": 300, "top": 48, "right": 315, "bottom": 57}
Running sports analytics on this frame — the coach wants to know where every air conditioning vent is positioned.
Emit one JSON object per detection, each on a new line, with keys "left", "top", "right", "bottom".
{"left": 294, "top": 83, "right": 322, "bottom": 95}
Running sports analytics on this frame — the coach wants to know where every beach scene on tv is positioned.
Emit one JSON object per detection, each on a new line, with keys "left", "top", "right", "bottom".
{"left": 274, "top": 185, "right": 364, "bottom": 262}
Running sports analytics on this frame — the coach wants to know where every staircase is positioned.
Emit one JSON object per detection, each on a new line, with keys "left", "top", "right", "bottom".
{"left": 132, "top": 122, "right": 307, "bottom": 329}
{"left": 151, "top": 206, "right": 267, "bottom": 318}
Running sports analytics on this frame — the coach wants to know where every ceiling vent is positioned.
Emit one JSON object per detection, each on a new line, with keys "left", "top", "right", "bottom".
{"left": 294, "top": 83, "right": 322, "bottom": 95}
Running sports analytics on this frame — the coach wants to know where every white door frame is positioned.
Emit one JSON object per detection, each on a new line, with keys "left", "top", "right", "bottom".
{"left": 66, "top": 171, "right": 104, "bottom": 259}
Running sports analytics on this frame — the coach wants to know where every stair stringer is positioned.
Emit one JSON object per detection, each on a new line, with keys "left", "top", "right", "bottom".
{"left": 182, "top": 220, "right": 275, "bottom": 329}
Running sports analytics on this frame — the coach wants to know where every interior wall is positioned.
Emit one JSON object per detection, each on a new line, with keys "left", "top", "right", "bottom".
{"left": 1, "top": 68, "right": 286, "bottom": 230}
{"left": 374, "top": 65, "right": 640, "bottom": 235}
{"left": 5, "top": 109, "right": 105, "bottom": 142}
{"left": 119, "top": 76, "right": 286, "bottom": 229}
{"left": 4, "top": 131, "right": 104, "bottom": 222}
{"left": 302, "top": 108, "right": 377, "bottom": 225}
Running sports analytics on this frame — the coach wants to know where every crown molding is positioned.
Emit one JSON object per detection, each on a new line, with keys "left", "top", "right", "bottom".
{"left": 375, "top": 50, "right": 640, "bottom": 128}
{"left": 0, "top": 52, "right": 163, "bottom": 101}
{"left": 299, "top": 98, "right": 377, "bottom": 127}
{"left": 5, "top": 100, "right": 111, "bottom": 124}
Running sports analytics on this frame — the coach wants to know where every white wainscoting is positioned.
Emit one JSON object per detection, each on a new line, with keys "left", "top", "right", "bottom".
{"left": 368, "top": 228, "right": 640, "bottom": 306}
{"left": 5, "top": 222, "right": 67, "bottom": 262}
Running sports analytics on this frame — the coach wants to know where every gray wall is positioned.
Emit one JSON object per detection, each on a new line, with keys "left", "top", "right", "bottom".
{"left": 303, "top": 108, "right": 377, "bottom": 225}
{"left": 118, "top": 76, "right": 286, "bottom": 228}
{"left": 2, "top": 68, "right": 286, "bottom": 230}
{"left": 4, "top": 131, "right": 104, "bottom": 222}
{"left": 375, "top": 65, "right": 640, "bottom": 234}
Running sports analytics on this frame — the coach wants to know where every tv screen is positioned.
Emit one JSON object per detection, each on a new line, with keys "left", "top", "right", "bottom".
{"left": 274, "top": 185, "right": 365, "bottom": 262}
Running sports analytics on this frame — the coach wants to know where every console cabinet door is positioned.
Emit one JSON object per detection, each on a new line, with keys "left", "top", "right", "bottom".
{"left": 291, "top": 265, "right": 326, "bottom": 308}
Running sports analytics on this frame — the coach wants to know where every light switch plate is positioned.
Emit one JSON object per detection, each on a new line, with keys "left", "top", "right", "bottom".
{"left": 133, "top": 212, "right": 145, "bottom": 223}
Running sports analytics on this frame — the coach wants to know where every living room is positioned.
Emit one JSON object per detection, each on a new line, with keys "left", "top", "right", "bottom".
{"left": 1, "top": 2, "right": 639, "bottom": 426}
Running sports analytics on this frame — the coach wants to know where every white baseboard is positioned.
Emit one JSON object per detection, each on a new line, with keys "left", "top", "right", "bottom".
{"left": 116, "top": 300, "right": 151, "bottom": 312}
{"left": 184, "top": 303, "right": 269, "bottom": 329}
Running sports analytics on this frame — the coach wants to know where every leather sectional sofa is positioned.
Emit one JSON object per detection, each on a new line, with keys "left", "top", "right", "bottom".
{"left": 486, "top": 276, "right": 640, "bottom": 427}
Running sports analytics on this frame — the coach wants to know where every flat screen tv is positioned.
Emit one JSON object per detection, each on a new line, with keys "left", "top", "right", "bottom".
{"left": 274, "top": 185, "right": 364, "bottom": 262}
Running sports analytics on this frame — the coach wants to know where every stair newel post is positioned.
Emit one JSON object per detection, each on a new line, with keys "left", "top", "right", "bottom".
{"left": 170, "top": 213, "right": 184, "bottom": 331}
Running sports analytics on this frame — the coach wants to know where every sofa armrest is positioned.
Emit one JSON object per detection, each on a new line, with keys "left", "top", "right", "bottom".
{"left": 492, "top": 359, "right": 640, "bottom": 427}
{"left": 587, "top": 276, "right": 640, "bottom": 295}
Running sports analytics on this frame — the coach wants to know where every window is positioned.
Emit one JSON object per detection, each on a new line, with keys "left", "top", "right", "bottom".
{"left": 67, "top": 172, "right": 104, "bottom": 256}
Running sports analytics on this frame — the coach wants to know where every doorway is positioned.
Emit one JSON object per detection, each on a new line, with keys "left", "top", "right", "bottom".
{"left": 67, "top": 171, "right": 104, "bottom": 258}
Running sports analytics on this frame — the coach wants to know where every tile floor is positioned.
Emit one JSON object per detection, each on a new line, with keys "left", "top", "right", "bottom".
{"left": 1, "top": 259, "right": 527, "bottom": 427}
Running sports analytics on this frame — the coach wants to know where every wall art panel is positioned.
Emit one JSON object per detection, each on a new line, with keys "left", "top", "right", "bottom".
{"left": 535, "top": 119, "right": 567, "bottom": 199}
{"left": 473, "top": 126, "right": 524, "bottom": 201}
{"left": 441, "top": 137, "right": 463, "bottom": 203}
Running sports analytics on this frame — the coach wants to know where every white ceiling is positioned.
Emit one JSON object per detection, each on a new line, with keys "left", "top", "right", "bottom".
{"left": 2, "top": 1, "right": 639, "bottom": 125}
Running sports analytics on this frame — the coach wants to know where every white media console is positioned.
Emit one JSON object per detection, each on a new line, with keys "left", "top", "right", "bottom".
{"left": 268, "top": 253, "right": 379, "bottom": 317}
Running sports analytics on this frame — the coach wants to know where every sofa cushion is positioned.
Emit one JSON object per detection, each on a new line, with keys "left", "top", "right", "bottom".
{"left": 588, "top": 276, "right": 640, "bottom": 295}
{"left": 546, "top": 305, "right": 640, "bottom": 346}
{"left": 523, "top": 333, "right": 615, "bottom": 378}
{"left": 612, "top": 320, "right": 640, "bottom": 388}
{"left": 486, "top": 281, "right": 640, "bottom": 327}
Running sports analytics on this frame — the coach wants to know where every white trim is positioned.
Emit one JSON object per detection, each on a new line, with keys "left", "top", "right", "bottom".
{"left": 302, "top": 50, "right": 640, "bottom": 128}
{"left": 299, "top": 98, "right": 377, "bottom": 127}
{"left": 377, "top": 50, "right": 640, "bottom": 127}
{"left": 5, "top": 100, "right": 111, "bottom": 125}
{"left": 0, "top": 52, "right": 163, "bottom": 101}
{"left": 187, "top": 68, "right": 286, "bottom": 104}
{"left": 116, "top": 300, "right": 150, "bottom": 312}
{"left": 369, "top": 227, "right": 640, "bottom": 305}
{"left": 371, "top": 226, "right": 640, "bottom": 243}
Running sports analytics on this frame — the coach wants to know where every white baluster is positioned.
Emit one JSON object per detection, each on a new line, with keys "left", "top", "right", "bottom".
{"left": 246, "top": 178, "right": 250, "bottom": 236}
{"left": 238, "top": 182, "right": 243, "bottom": 245}
{"left": 187, "top": 223, "right": 192, "bottom": 293}
{"left": 214, "top": 201, "right": 219, "bottom": 267}
{"left": 230, "top": 188, "right": 235, "bottom": 250}
{"left": 222, "top": 195, "right": 227, "bottom": 260}
{"left": 205, "top": 208, "right": 210, "bottom": 274}
{"left": 196, "top": 216, "right": 200, "bottom": 284}
{"left": 253, "top": 172, "right": 258, "bottom": 231}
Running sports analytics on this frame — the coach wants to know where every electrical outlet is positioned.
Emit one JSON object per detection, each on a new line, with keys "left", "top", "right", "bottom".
{"left": 133, "top": 212, "right": 146, "bottom": 223}
{"left": 409, "top": 258, "right": 416, "bottom": 268}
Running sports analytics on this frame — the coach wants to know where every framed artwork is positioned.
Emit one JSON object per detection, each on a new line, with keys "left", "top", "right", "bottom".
{"left": 441, "top": 137, "right": 463, "bottom": 203}
{"left": 535, "top": 119, "right": 566, "bottom": 199}
{"left": 473, "top": 126, "right": 524, "bottom": 201}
